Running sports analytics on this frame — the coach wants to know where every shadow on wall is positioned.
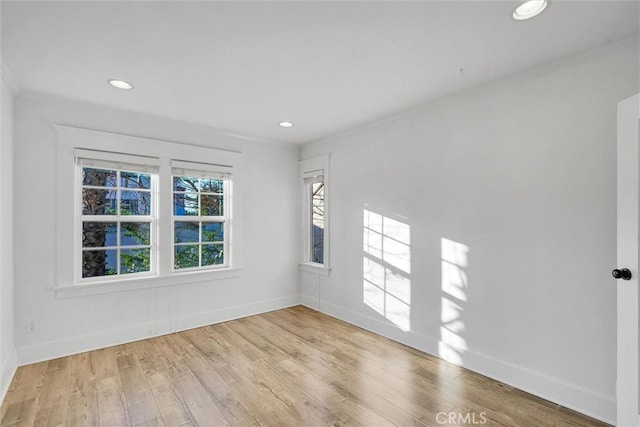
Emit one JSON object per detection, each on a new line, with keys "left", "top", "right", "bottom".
{"left": 362, "top": 207, "right": 411, "bottom": 332}
{"left": 439, "top": 238, "right": 469, "bottom": 365}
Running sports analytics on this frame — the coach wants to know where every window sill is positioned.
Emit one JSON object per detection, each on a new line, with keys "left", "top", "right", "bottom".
{"left": 54, "top": 267, "right": 243, "bottom": 299}
{"left": 299, "top": 263, "right": 331, "bottom": 276}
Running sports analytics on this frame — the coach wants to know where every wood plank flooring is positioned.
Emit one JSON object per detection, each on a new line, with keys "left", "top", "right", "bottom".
{"left": 0, "top": 306, "right": 607, "bottom": 426}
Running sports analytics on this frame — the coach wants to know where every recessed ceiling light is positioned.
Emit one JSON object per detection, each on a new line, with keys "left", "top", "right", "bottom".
{"left": 108, "top": 79, "right": 133, "bottom": 90}
{"left": 512, "top": 0, "right": 549, "bottom": 21}
{"left": 279, "top": 121, "right": 294, "bottom": 128}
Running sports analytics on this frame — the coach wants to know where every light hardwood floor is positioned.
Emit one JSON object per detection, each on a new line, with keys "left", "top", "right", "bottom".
{"left": 1, "top": 306, "right": 607, "bottom": 427}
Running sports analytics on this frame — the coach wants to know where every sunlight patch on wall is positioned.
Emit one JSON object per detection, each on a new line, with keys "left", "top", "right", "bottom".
{"left": 363, "top": 209, "right": 411, "bottom": 331}
{"left": 439, "top": 238, "right": 469, "bottom": 365}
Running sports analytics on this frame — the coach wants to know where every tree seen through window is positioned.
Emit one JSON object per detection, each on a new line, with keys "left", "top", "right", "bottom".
{"left": 81, "top": 167, "right": 153, "bottom": 278}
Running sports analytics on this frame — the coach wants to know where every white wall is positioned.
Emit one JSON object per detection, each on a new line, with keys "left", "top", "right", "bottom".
{"left": 0, "top": 75, "right": 16, "bottom": 403}
{"left": 300, "top": 42, "right": 639, "bottom": 424}
{"left": 12, "top": 94, "right": 299, "bottom": 364}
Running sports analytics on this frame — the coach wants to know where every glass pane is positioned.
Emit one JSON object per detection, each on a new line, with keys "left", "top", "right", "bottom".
{"left": 82, "top": 168, "right": 116, "bottom": 187}
{"left": 120, "top": 191, "right": 151, "bottom": 215}
{"left": 175, "top": 245, "right": 199, "bottom": 269}
{"left": 173, "top": 176, "right": 199, "bottom": 192}
{"left": 120, "top": 248, "right": 151, "bottom": 274}
{"left": 121, "top": 172, "right": 151, "bottom": 189}
{"left": 202, "top": 222, "right": 223, "bottom": 242}
{"left": 311, "top": 182, "right": 324, "bottom": 264}
{"left": 311, "top": 227, "right": 324, "bottom": 264}
{"left": 82, "top": 222, "right": 117, "bottom": 248}
{"left": 200, "top": 178, "right": 223, "bottom": 193}
{"left": 201, "top": 195, "right": 223, "bottom": 216}
{"left": 82, "top": 249, "right": 117, "bottom": 278}
{"left": 82, "top": 189, "right": 117, "bottom": 215}
{"left": 173, "top": 193, "right": 198, "bottom": 216}
{"left": 202, "top": 244, "right": 224, "bottom": 266}
{"left": 174, "top": 222, "right": 199, "bottom": 243}
{"left": 121, "top": 222, "right": 151, "bottom": 246}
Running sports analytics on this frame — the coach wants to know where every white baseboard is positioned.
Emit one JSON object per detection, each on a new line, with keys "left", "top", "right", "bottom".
{"left": 0, "top": 349, "right": 17, "bottom": 405}
{"left": 300, "top": 293, "right": 320, "bottom": 310}
{"left": 17, "top": 295, "right": 299, "bottom": 366}
{"left": 12, "top": 294, "right": 614, "bottom": 424}
{"left": 303, "top": 299, "right": 615, "bottom": 425}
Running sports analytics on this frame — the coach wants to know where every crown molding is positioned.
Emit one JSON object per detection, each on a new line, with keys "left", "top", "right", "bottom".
{"left": 304, "top": 33, "right": 640, "bottom": 148}
{"left": 1, "top": 57, "right": 20, "bottom": 96}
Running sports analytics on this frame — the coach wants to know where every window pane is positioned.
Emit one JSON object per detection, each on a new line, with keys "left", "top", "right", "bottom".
{"left": 82, "top": 168, "right": 116, "bottom": 187}
{"left": 311, "top": 228, "right": 324, "bottom": 264}
{"left": 80, "top": 163, "right": 158, "bottom": 281}
{"left": 82, "top": 249, "right": 117, "bottom": 278}
{"left": 202, "top": 222, "right": 224, "bottom": 242}
{"left": 121, "top": 222, "right": 151, "bottom": 246}
{"left": 82, "top": 222, "right": 117, "bottom": 248}
{"left": 174, "top": 222, "right": 199, "bottom": 243}
{"left": 174, "top": 193, "right": 198, "bottom": 216}
{"left": 311, "top": 182, "right": 324, "bottom": 264}
{"left": 82, "top": 189, "right": 117, "bottom": 215}
{"left": 202, "top": 244, "right": 224, "bottom": 266}
{"left": 175, "top": 245, "right": 199, "bottom": 269}
{"left": 201, "top": 194, "right": 223, "bottom": 216}
{"left": 173, "top": 176, "right": 199, "bottom": 192}
{"left": 121, "top": 172, "right": 151, "bottom": 189}
{"left": 120, "top": 191, "right": 151, "bottom": 215}
{"left": 120, "top": 248, "right": 151, "bottom": 274}
{"left": 200, "top": 178, "right": 223, "bottom": 193}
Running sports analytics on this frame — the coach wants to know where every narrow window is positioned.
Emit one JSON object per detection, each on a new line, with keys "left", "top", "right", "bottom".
{"left": 300, "top": 155, "right": 329, "bottom": 271}
{"left": 308, "top": 176, "right": 325, "bottom": 264}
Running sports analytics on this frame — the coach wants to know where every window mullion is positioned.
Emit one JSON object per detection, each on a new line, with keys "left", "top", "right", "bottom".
{"left": 158, "top": 158, "right": 173, "bottom": 276}
{"left": 116, "top": 171, "right": 120, "bottom": 275}
{"left": 116, "top": 222, "right": 121, "bottom": 275}
{"left": 199, "top": 221, "right": 203, "bottom": 268}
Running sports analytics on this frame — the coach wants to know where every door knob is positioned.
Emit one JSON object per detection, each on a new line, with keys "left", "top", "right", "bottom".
{"left": 612, "top": 268, "right": 632, "bottom": 280}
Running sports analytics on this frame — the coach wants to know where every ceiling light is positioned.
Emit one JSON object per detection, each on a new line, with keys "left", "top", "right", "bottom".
{"left": 108, "top": 79, "right": 133, "bottom": 90}
{"left": 279, "top": 121, "right": 294, "bottom": 128}
{"left": 512, "top": 0, "right": 548, "bottom": 21}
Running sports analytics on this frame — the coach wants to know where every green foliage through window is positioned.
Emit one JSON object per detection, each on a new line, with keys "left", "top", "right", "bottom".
{"left": 81, "top": 167, "right": 153, "bottom": 278}
{"left": 173, "top": 175, "right": 226, "bottom": 270}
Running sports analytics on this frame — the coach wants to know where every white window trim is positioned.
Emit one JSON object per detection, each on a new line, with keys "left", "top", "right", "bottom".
{"left": 75, "top": 152, "right": 159, "bottom": 282}
{"left": 299, "top": 155, "right": 330, "bottom": 276}
{"left": 54, "top": 125, "right": 243, "bottom": 297}
{"left": 54, "top": 267, "right": 243, "bottom": 299}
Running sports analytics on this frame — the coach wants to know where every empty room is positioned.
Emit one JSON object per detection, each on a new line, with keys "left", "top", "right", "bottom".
{"left": 1, "top": 1, "right": 639, "bottom": 426}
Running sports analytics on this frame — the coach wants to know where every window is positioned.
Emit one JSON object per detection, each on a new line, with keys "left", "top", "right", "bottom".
{"left": 307, "top": 174, "right": 325, "bottom": 264}
{"left": 72, "top": 143, "right": 236, "bottom": 289}
{"left": 77, "top": 151, "right": 158, "bottom": 280}
{"left": 172, "top": 160, "right": 231, "bottom": 270}
{"left": 56, "top": 126, "right": 241, "bottom": 295}
{"left": 300, "top": 156, "right": 330, "bottom": 273}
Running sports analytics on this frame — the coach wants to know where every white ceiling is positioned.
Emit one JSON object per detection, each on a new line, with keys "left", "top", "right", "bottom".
{"left": 2, "top": 1, "right": 639, "bottom": 144}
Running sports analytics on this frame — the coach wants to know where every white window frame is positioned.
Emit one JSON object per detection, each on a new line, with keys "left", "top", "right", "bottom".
{"left": 54, "top": 125, "right": 243, "bottom": 298}
{"left": 171, "top": 161, "right": 233, "bottom": 271}
{"left": 300, "top": 155, "right": 330, "bottom": 276}
{"left": 75, "top": 150, "right": 159, "bottom": 283}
